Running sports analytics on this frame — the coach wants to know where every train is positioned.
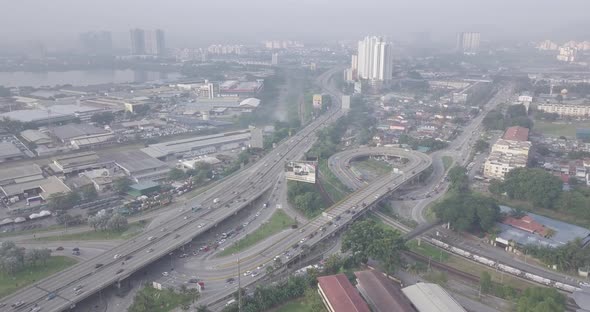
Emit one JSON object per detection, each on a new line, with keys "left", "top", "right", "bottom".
{"left": 429, "top": 238, "right": 582, "bottom": 293}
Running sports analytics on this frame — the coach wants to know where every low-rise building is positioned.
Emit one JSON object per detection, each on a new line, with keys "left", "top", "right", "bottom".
{"left": 483, "top": 151, "right": 528, "bottom": 180}
{"left": 0, "top": 176, "right": 71, "bottom": 205}
{"left": 0, "top": 164, "right": 44, "bottom": 186}
{"left": 20, "top": 129, "right": 53, "bottom": 146}
{"left": 50, "top": 151, "right": 115, "bottom": 175}
{"left": 317, "top": 274, "right": 371, "bottom": 312}
{"left": 537, "top": 102, "right": 590, "bottom": 118}
{"left": 354, "top": 270, "right": 416, "bottom": 312}
{"left": 109, "top": 150, "right": 170, "bottom": 183}
{"left": 491, "top": 139, "right": 531, "bottom": 157}
{"left": 401, "top": 282, "right": 466, "bottom": 312}
{"left": 0, "top": 142, "right": 25, "bottom": 162}
{"left": 502, "top": 126, "right": 529, "bottom": 142}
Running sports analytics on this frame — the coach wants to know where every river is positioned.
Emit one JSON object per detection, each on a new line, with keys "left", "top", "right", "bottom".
{"left": 0, "top": 70, "right": 183, "bottom": 88}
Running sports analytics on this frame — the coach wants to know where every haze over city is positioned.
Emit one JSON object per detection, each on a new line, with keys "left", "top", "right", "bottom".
{"left": 0, "top": 1, "right": 590, "bottom": 312}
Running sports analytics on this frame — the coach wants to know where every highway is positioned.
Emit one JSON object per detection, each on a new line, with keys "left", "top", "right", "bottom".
{"left": 0, "top": 67, "right": 346, "bottom": 312}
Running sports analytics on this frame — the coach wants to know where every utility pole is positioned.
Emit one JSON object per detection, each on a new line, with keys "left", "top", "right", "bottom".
{"left": 237, "top": 254, "right": 242, "bottom": 312}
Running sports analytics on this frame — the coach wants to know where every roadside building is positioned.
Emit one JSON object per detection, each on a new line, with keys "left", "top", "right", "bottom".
{"left": 109, "top": 150, "right": 170, "bottom": 183}
{"left": 354, "top": 270, "right": 416, "bottom": 312}
{"left": 317, "top": 274, "right": 371, "bottom": 312}
{"left": 0, "top": 176, "right": 71, "bottom": 205}
{"left": 483, "top": 151, "right": 528, "bottom": 180}
{"left": 490, "top": 139, "right": 531, "bottom": 157}
{"left": 401, "top": 282, "right": 466, "bottom": 312}
{"left": 79, "top": 168, "right": 114, "bottom": 191}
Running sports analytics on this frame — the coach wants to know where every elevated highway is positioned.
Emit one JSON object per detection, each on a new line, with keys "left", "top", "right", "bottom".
{"left": 1, "top": 67, "right": 345, "bottom": 312}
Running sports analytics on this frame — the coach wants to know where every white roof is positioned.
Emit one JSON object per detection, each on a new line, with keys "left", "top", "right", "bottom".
{"left": 239, "top": 98, "right": 261, "bottom": 108}
{"left": 402, "top": 283, "right": 466, "bottom": 312}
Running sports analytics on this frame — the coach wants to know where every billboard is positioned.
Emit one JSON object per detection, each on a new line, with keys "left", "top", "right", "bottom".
{"left": 312, "top": 94, "right": 323, "bottom": 109}
{"left": 285, "top": 161, "right": 317, "bottom": 184}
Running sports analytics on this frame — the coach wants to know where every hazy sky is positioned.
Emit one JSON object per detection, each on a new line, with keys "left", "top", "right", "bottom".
{"left": 1, "top": 0, "right": 589, "bottom": 47}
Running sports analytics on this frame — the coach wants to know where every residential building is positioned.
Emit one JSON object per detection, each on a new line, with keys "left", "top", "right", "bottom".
{"left": 483, "top": 151, "right": 528, "bottom": 180}
{"left": 130, "top": 28, "right": 165, "bottom": 56}
{"left": 317, "top": 274, "right": 371, "bottom": 312}
{"left": 456, "top": 32, "right": 480, "bottom": 54}
{"left": 537, "top": 102, "right": 590, "bottom": 118}
{"left": 491, "top": 139, "right": 532, "bottom": 157}
{"left": 503, "top": 126, "right": 529, "bottom": 142}
{"left": 357, "top": 36, "right": 394, "bottom": 82}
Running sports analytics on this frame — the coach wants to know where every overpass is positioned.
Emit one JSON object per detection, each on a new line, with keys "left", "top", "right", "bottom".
{"left": 1, "top": 68, "right": 345, "bottom": 312}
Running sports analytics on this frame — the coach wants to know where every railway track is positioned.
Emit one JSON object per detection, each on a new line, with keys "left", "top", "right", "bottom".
{"left": 404, "top": 251, "right": 579, "bottom": 312}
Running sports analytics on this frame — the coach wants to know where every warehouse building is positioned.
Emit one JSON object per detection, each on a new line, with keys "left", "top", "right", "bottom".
{"left": 1, "top": 176, "right": 71, "bottom": 205}
{"left": 50, "top": 151, "right": 115, "bottom": 175}
{"left": 401, "top": 282, "right": 466, "bottom": 312}
{"left": 317, "top": 274, "right": 371, "bottom": 312}
{"left": 0, "top": 164, "right": 44, "bottom": 186}
{"left": 109, "top": 150, "right": 170, "bottom": 183}
{"left": 0, "top": 142, "right": 25, "bottom": 162}
{"left": 20, "top": 129, "right": 53, "bottom": 146}
{"left": 354, "top": 270, "right": 416, "bottom": 312}
{"left": 141, "top": 130, "right": 251, "bottom": 160}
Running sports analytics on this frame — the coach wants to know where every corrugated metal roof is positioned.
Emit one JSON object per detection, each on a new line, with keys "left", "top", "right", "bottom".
{"left": 318, "top": 274, "right": 371, "bottom": 312}
{"left": 402, "top": 283, "right": 466, "bottom": 312}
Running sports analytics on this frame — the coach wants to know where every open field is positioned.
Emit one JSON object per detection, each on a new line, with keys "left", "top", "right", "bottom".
{"left": 534, "top": 119, "right": 590, "bottom": 137}
{"left": 218, "top": 210, "right": 295, "bottom": 257}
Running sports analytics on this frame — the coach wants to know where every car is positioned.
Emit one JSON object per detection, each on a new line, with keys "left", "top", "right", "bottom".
{"left": 11, "top": 301, "right": 25, "bottom": 308}
{"left": 72, "top": 247, "right": 80, "bottom": 251}
{"left": 244, "top": 270, "right": 251, "bottom": 276}
{"left": 251, "top": 271, "right": 259, "bottom": 277}
{"left": 125, "top": 255, "right": 133, "bottom": 260}
{"left": 183, "top": 216, "right": 189, "bottom": 220}
{"left": 75, "top": 289, "right": 85, "bottom": 295}
{"left": 162, "top": 272, "right": 169, "bottom": 277}
{"left": 188, "top": 278, "right": 199, "bottom": 283}
{"left": 198, "top": 223, "right": 204, "bottom": 228}
{"left": 299, "top": 228, "right": 305, "bottom": 233}
{"left": 257, "top": 264, "right": 264, "bottom": 270}
{"left": 160, "top": 228, "right": 167, "bottom": 232}
{"left": 226, "top": 277, "right": 236, "bottom": 284}
{"left": 31, "top": 307, "right": 42, "bottom": 312}
{"left": 56, "top": 246, "right": 64, "bottom": 251}
{"left": 148, "top": 236, "right": 156, "bottom": 241}
{"left": 95, "top": 263, "right": 103, "bottom": 269}
{"left": 114, "top": 254, "right": 121, "bottom": 259}
{"left": 174, "top": 234, "right": 180, "bottom": 239}
{"left": 299, "top": 238, "right": 306, "bottom": 244}
{"left": 115, "top": 269, "right": 124, "bottom": 275}
{"left": 179, "top": 254, "right": 188, "bottom": 258}
{"left": 46, "top": 293, "right": 56, "bottom": 301}
{"left": 74, "top": 285, "right": 84, "bottom": 291}
{"left": 147, "top": 248, "right": 154, "bottom": 253}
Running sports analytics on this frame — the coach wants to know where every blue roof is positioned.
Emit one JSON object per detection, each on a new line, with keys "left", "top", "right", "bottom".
{"left": 498, "top": 206, "right": 590, "bottom": 248}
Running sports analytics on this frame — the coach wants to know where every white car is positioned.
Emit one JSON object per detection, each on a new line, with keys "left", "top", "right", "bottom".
{"left": 147, "top": 248, "right": 154, "bottom": 253}
{"left": 244, "top": 270, "right": 251, "bottom": 276}
{"left": 198, "top": 223, "right": 204, "bottom": 228}
{"left": 114, "top": 254, "right": 121, "bottom": 259}
{"left": 251, "top": 271, "right": 259, "bottom": 277}
{"left": 162, "top": 272, "right": 169, "bottom": 277}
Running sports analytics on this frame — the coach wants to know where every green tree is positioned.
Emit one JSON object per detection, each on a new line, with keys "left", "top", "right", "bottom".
{"left": 447, "top": 166, "right": 469, "bottom": 193}
{"left": 480, "top": 271, "right": 492, "bottom": 294}
{"left": 113, "top": 177, "right": 133, "bottom": 194}
{"left": 474, "top": 139, "right": 490, "bottom": 153}
{"left": 516, "top": 287, "right": 565, "bottom": 312}
{"left": 434, "top": 193, "right": 500, "bottom": 233}
{"left": 106, "top": 213, "right": 128, "bottom": 231}
{"left": 80, "top": 184, "right": 98, "bottom": 201}
{"left": 501, "top": 168, "right": 563, "bottom": 208}
{"left": 168, "top": 168, "right": 187, "bottom": 181}
{"left": 303, "top": 287, "right": 325, "bottom": 312}
{"left": 90, "top": 111, "right": 115, "bottom": 125}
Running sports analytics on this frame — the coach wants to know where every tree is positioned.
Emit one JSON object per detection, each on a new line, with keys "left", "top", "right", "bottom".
{"left": 106, "top": 213, "right": 128, "bottom": 231}
{"left": 168, "top": 168, "right": 187, "bottom": 181}
{"left": 434, "top": 193, "right": 500, "bottom": 233}
{"left": 90, "top": 111, "right": 115, "bottom": 125}
{"left": 501, "top": 168, "right": 563, "bottom": 208}
{"left": 480, "top": 271, "right": 492, "bottom": 294}
{"left": 113, "top": 177, "right": 133, "bottom": 194}
{"left": 516, "top": 287, "right": 565, "bottom": 312}
{"left": 303, "top": 287, "right": 325, "bottom": 312}
{"left": 474, "top": 139, "right": 490, "bottom": 153}
{"left": 447, "top": 166, "right": 469, "bottom": 193}
{"left": 323, "top": 254, "right": 343, "bottom": 275}
{"left": 80, "top": 185, "right": 98, "bottom": 201}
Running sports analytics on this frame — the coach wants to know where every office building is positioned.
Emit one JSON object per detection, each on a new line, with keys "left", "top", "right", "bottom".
{"left": 456, "top": 32, "right": 480, "bottom": 54}
{"left": 130, "top": 28, "right": 165, "bottom": 56}
{"left": 79, "top": 31, "right": 112, "bottom": 55}
{"left": 357, "top": 36, "right": 394, "bottom": 82}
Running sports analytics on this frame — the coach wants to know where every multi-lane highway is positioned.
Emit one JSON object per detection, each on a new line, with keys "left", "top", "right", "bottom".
{"left": 0, "top": 67, "right": 346, "bottom": 312}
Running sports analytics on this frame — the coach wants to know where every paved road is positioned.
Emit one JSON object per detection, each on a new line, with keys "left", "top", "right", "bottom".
{"left": 0, "top": 67, "right": 345, "bottom": 311}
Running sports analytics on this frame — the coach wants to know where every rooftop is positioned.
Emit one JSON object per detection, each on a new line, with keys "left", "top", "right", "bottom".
{"left": 129, "top": 181, "right": 160, "bottom": 191}
{"left": 317, "top": 274, "right": 371, "bottom": 312}
{"left": 497, "top": 206, "right": 590, "bottom": 248}
{"left": 239, "top": 98, "right": 261, "bottom": 108}
{"left": 20, "top": 129, "right": 52, "bottom": 144}
{"left": 108, "top": 150, "right": 168, "bottom": 174}
{"left": 0, "top": 164, "right": 43, "bottom": 185}
{"left": 503, "top": 126, "right": 529, "bottom": 142}
{"left": 0, "top": 142, "right": 24, "bottom": 159}
{"left": 141, "top": 130, "right": 251, "bottom": 159}
{"left": 0, "top": 176, "right": 71, "bottom": 199}
{"left": 52, "top": 123, "right": 109, "bottom": 141}
{"left": 53, "top": 151, "right": 101, "bottom": 169}
{"left": 354, "top": 270, "right": 416, "bottom": 312}
{"left": 401, "top": 283, "right": 466, "bottom": 312}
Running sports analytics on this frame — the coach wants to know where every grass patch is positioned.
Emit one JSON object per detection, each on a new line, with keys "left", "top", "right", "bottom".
{"left": 0, "top": 256, "right": 77, "bottom": 298}
{"left": 407, "top": 239, "right": 450, "bottom": 262}
{"left": 36, "top": 222, "right": 145, "bottom": 242}
{"left": 445, "top": 254, "right": 533, "bottom": 290}
{"left": 319, "top": 159, "right": 351, "bottom": 203}
{"left": 534, "top": 119, "right": 590, "bottom": 137}
{"left": 353, "top": 158, "right": 392, "bottom": 176}
{"left": 218, "top": 210, "right": 295, "bottom": 257}
{"left": 273, "top": 298, "right": 309, "bottom": 312}
{"left": 442, "top": 156, "right": 454, "bottom": 171}
{"left": 128, "top": 286, "right": 192, "bottom": 312}
{"left": 0, "top": 224, "right": 64, "bottom": 239}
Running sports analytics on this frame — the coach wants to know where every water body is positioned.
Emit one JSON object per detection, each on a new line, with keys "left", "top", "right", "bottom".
{"left": 0, "top": 70, "right": 183, "bottom": 88}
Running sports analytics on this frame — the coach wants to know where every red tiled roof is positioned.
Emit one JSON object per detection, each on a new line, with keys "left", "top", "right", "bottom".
{"left": 318, "top": 274, "right": 371, "bottom": 312}
{"left": 503, "top": 215, "right": 549, "bottom": 236}
{"left": 503, "top": 126, "right": 529, "bottom": 142}
{"left": 354, "top": 270, "right": 416, "bottom": 312}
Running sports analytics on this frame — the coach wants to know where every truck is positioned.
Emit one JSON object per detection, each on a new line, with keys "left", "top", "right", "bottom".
{"left": 213, "top": 198, "right": 220, "bottom": 204}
